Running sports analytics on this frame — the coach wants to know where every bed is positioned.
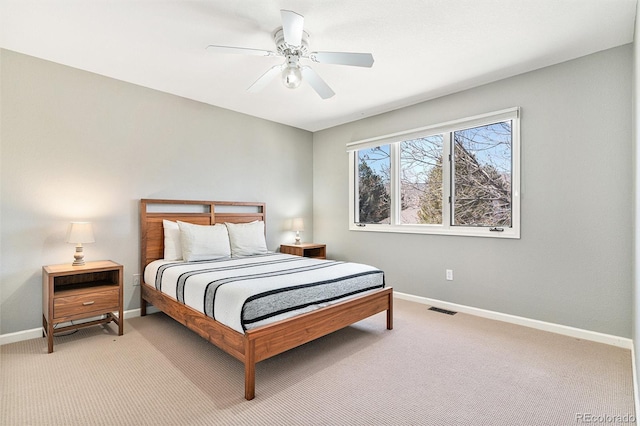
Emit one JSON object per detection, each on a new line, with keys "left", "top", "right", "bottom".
{"left": 140, "top": 199, "right": 393, "bottom": 400}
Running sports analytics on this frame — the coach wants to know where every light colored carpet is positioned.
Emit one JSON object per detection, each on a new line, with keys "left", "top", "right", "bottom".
{"left": 1, "top": 299, "right": 635, "bottom": 425}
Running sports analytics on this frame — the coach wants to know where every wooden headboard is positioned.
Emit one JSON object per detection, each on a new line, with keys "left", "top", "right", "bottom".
{"left": 140, "top": 199, "right": 266, "bottom": 272}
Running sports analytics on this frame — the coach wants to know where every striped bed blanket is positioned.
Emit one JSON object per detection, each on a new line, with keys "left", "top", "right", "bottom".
{"left": 144, "top": 253, "right": 385, "bottom": 333}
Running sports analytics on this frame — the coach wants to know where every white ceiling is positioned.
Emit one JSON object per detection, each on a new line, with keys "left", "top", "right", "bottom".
{"left": 1, "top": 1, "right": 637, "bottom": 132}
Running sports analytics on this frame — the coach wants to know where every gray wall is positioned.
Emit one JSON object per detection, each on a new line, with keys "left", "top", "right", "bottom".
{"left": 0, "top": 49, "right": 313, "bottom": 335}
{"left": 314, "top": 45, "right": 633, "bottom": 338}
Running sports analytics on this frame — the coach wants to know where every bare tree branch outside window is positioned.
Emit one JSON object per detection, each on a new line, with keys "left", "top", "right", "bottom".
{"left": 452, "top": 121, "right": 512, "bottom": 227}
{"left": 401, "top": 136, "right": 443, "bottom": 224}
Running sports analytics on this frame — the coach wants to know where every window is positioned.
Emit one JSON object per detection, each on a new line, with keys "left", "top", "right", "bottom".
{"left": 348, "top": 108, "right": 520, "bottom": 238}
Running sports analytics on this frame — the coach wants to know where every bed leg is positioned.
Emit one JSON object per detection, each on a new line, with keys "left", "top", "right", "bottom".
{"left": 140, "top": 288, "right": 147, "bottom": 317}
{"left": 244, "top": 339, "right": 256, "bottom": 400}
{"left": 387, "top": 293, "right": 394, "bottom": 330}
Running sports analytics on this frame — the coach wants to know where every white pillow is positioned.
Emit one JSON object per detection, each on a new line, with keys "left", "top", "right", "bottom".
{"left": 177, "top": 221, "right": 231, "bottom": 262}
{"left": 162, "top": 220, "right": 182, "bottom": 260}
{"left": 225, "top": 221, "right": 268, "bottom": 257}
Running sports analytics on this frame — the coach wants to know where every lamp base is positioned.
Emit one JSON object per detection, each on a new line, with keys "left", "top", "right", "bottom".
{"left": 72, "top": 245, "right": 85, "bottom": 266}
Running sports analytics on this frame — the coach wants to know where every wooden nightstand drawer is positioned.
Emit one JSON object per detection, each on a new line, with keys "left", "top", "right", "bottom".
{"left": 54, "top": 288, "right": 119, "bottom": 319}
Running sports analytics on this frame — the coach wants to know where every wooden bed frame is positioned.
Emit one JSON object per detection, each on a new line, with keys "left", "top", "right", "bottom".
{"left": 140, "top": 199, "right": 393, "bottom": 400}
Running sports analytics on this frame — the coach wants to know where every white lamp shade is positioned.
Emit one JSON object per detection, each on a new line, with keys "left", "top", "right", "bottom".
{"left": 292, "top": 218, "right": 304, "bottom": 232}
{"left": 66, "top": 222, "right": 95, "bottom": 244}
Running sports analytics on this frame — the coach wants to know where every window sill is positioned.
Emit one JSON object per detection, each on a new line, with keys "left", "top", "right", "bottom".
{"left": 349, "top": 223, "right": 520, "bottom": 239}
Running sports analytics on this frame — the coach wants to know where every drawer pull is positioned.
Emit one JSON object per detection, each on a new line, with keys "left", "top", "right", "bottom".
{"left": 82, "top": 301, "right": 95, "bottom": 306}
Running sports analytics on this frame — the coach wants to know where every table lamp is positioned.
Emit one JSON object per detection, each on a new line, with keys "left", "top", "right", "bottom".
{"left": 292, "top": 218, "right": 304, "bottom": 245}
{"left": 66, "top": 222, "right": 95, "bottom": 266}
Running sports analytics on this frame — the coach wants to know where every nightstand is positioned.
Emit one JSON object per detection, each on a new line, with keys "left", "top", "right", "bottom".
{"left": 42, "top": 260, "right": 123, "bottom": 353}
{"left": 280, "top": 243, "right": 326, "bottom": 259}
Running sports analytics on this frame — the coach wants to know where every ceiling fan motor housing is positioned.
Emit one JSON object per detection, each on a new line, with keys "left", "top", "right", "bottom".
{"left": 273, "top": 28, "right": 309, "bottom": 57}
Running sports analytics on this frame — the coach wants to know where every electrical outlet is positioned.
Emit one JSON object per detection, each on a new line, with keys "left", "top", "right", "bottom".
{"left": 133, "top": 274, "right": 141, "bottom": 286}
{"left": 446, "top": 269, "right": 453, "bottom": 281}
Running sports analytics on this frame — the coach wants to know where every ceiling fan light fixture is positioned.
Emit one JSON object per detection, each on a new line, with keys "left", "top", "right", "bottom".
{"left": 282, "top": 54, "right": 302, "bottom": 89}
{"left": 282, "top": 65, "right": 302, "bottom": 89}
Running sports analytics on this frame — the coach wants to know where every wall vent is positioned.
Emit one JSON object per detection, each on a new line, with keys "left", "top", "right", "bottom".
{"left": 428, "top": 306, "right": 457, "bottom": 315}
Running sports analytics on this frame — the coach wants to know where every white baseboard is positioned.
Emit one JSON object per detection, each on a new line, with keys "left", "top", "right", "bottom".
{"left": 0, "top": 306, "right": 161, "bottom": 346}
{"left": 123, "top": 305, "right": 160, "bottom": 319}
{"left": 394, "top": 292, "right": 633, "bottom": 349}
{"left": 0, "top": 328, "right": 43, "bottom": 346}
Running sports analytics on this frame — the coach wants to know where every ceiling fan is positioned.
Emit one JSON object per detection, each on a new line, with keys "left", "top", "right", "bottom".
{"left": 206, "top": 9, "right": 374, "bottom": 99}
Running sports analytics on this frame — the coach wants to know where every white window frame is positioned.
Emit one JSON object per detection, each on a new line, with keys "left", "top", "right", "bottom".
{"left": 348, "top": 107, "right": 520, "bottom": 239}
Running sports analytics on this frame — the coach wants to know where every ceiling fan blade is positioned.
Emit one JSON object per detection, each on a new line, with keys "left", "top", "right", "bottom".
{"left": 308, "top": 51, "right": 374, "bottom": 67}
{"left": 281, "top": 10, "right": 304, "bottom": 46}
{"left": 300, "top": 66, "right": 335, "bottom": 99}
{"left": 207, "top": 44, "right": 277, "bottom": 57}
{"left": 247, "top": 64, "right": 285, "bottom": 92}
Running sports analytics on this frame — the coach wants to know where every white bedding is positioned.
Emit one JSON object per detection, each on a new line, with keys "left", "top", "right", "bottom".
{"left": 144, "top": 253, "right": 385, "bottom": 333}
